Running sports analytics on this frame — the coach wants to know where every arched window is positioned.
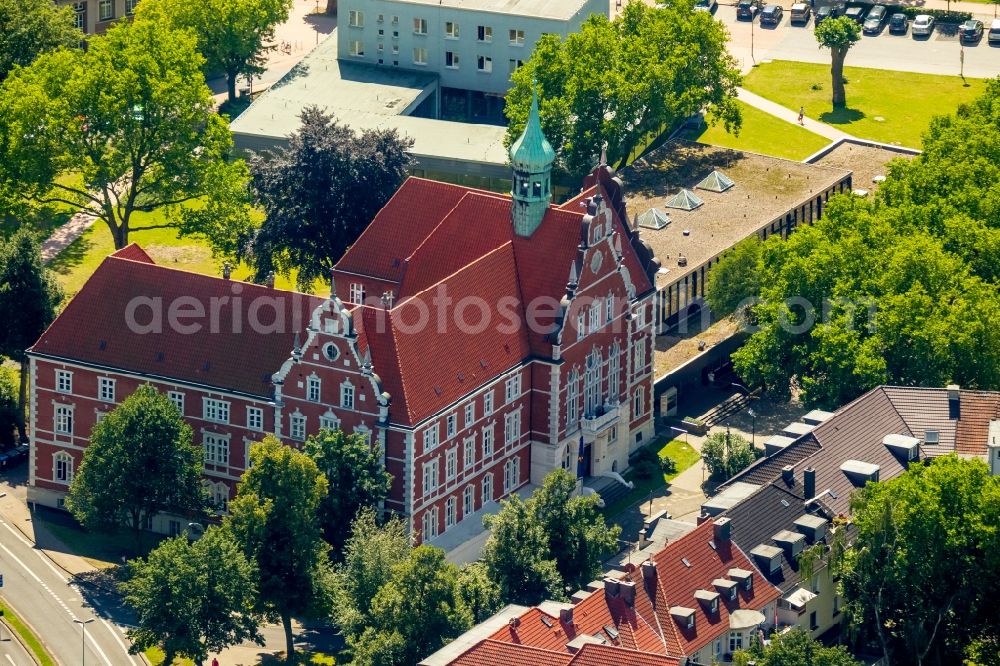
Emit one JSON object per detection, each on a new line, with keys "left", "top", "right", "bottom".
{"left": 566, "top": 369, "right": 580, "bottom": 428}
{"left": 608, "top": 341, "right": 621, "bottom": 402}
{"left": 482, "top": 473, "right": 494, "bottom": 505}
{"left": 53, "top": 452, "right": 73, "bottom": 484}
{"left": 584, "top": 349, "right": 602, "bottom": 417}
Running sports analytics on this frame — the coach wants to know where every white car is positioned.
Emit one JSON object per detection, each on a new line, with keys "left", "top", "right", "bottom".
{"left": 694, "top": 0, "right": 718, "bottom": 12}
{"left": 911, "top": 14, "right": 935, "bottom": 37}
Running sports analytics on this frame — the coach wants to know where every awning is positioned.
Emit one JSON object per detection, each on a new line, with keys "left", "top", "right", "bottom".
{"left": 729, "top": 608, "right": 767, "bottom": 630}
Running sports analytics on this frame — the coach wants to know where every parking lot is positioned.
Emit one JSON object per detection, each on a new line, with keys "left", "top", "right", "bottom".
{"left": 718, "top": 4, "right": 1000, "bottom": 78}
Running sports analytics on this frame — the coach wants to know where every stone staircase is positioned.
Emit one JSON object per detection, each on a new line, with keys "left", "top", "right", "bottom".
{"left": 586, "top": 475, "right": 631, "bottom": 507}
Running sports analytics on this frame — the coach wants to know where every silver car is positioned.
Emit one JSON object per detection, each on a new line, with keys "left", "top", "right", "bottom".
{"left": 911, "top": 14, "right": 935, "bottom": 37}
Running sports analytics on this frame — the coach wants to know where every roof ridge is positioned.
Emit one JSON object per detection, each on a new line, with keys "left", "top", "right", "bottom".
{"left": 395, "top": 241, "right": 518, "bottom": 308}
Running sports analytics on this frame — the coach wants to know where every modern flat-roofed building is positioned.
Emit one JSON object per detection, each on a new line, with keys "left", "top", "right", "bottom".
{"left": 337, "top": 0, "right": 607, "bottom": 118}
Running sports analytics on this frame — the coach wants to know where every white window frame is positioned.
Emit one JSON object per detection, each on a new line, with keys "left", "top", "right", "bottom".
{"left": 349, "top": 40, "right": 365, "bottom": 57}
{"left": 482, "top": 473, "right": 493, "bottom": 505}
{"left": 423, "top": 459, "right": 439, "bottom": 494}
{"left": 463, "top": 435, "right": 475, "bottom": 470}
{"left": 413, "top": 17, "right": 427, "bottom": 34}
{"left": 290, "top": 412, "right": 306, "bottom": 441}
{"left": 504, "top": 410, "right": 521, "bottom": 446}
{"left": 567, "top": 369, "right": 579, "bottom": 427}
{"left": 307, "top": 374, "right": 321, "bottom": 402}
{"left": 445, "top": 51, "right": 459, "bottom": 69}
{"left": 54, "top": 404, "right": 74, "bottom": 435}
{"left": 98, "top": 0, "right": 113, "bottom": 21}
{"left": 320, "top": 411, "right": 340, "bottom": 431}
{"left": 56, "top": 370, "right": 72, "bottom": 394}
{"left": 606, "top": 294, "right": 615, "bottom": 323}
{"left": 247, "top": 407, "right": 264, "bottom": 432}
{"left": 482, "top": 424, "right": 494, "bottom": 457}
{"left": 350, "top": 283, "right": 365, "bottom": 304}
{"left": 446, "top": 448, "right": 457, "bottom": 480}
{"left": 633, "top": 387, "right": 645, "bottom": 419}
{"left": 341, "top": 381, "right": 355, "bottom": 409}
{"left": 477, "top": 55, "right": 492, "bottom": 73}
{"left": 413, "top": 47, "right": 428, "bottom": 65}
{"left": 504, "top": 375, "right": 520, "bottom": 404}
{"left": 589, "top": 302, "right": 601, "bottom": 332}
{"left": 477, "top": 25, "right": 492, "bottom": 42}
{"left": 464, "top": 403, "right": 474, "bottom": 427}
{"left": 422, "top": 506, "right": 439, "bottom": 541}
{"left": 577, "top": 312, "right": 586, "bottom": 338}
{"left": 203, "top": 398, "right": 231, "bottom": 424}
{"left": 423, "top": 423, "right": 440, "bottom": 452}
{"left": 53, "top": 451, "right": 74, "bottom": 484}
{"left": 463, "top": 485, "right": 474, "bottom": 516}
{"left": 484, "top": 390, "right": 494, "bottom": 416}
{"left": 509, "top": 29, "right": 525, "bottom": 45}
{"left": 98, "top": 377, "right": 116, "bottom": 402}
{"left": 446, "top": 413, "right": 457, "bottom": 438}
{"left": 72, "top": 2, "right": 85, "bottom": 29}
{"left": 203, "top": 433, "right": 230, "bottom": 466}
{"left": 168, "top": 391, "right": 185, "bottom": 414}
{"left": 445, "top": 496, "right": 456, "bottom": 528}
{"left": 444, "top": 21, "right": 459, "bottom": 39}
{"left": 633, "top": 337, "right": 647, "bottom": 381}
{"left": 349, "top": 9, "right": 364, "bottom": 27}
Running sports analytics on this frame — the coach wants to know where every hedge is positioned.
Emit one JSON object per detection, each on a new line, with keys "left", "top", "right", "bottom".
{"left": 837, "top": 2, "right": 973, "bottom": 24}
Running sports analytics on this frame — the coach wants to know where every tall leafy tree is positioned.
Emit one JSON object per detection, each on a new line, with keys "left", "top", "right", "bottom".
{"left": 704, "top": 235, "right": 762, "bottom": 320}
{"left": 814, "top": 17, "right": 861, "bottom": 108}
{"left": 0, "top": 0, "right": 80, "bottom": 82}
{"left": 736, "top": 628, "right": 861, "bottom": 666}
{"left": 0, "top": 367, "right": 18, "bottom": 447}
{"left": 0, "top": 227, "right": 60, "bottom": 438}
{"left": 243, "top": 107, "right": 412, "bottom": 289}
{"left": 121, "top": 527, "right": 262, "bottom": 666}
{"left": 67, "top": 385, "right": 204, "bottom": 545}
{"left": 349, "top": 546, "right": 472, "bottom": 666}
{"left": 838, "top": 456, "right": 1000, "bottom": 666}
{"left": 303, "top": 429, "right": 391, "bottom": 558}
{"left": 530, "top": 468, "right": 620, "bottom": 591}
{"left": 505, "top": 1, "right": 740, "bottom": 178}
{"left": 0, "top": 19, "right": 251, "bottom": 250}
{"left": 333, "top": 508, "right": 410, "bottom": 639}
{"left": 700, "top": 430, "right": 756, "bottom": 480}
{"left": 227, "top": 436, "right": 334, "bottom": 663}
{"left": 456, "top": 562, "right": 503, "bottom": 624}
{"left": 136, "top": 0, "right": 292, "bottom": 103}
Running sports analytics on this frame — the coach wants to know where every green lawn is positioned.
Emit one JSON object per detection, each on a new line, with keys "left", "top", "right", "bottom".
{"left": 679, "top": 99, "right": 831, "bottom": 161}
{"left": 0, "top": 597, "right": 58, "bottom": 666}
{"left": 743, "top": 60, "right": 988, "bottom": 149}
{"left": 43, "top": 520, "right": 167, "bottom": 568}
{"left": 602, "top": 436, "right": 701, "bottom": 517}
{"left": 48, "top": 207, "right": 308, "bottom": 301}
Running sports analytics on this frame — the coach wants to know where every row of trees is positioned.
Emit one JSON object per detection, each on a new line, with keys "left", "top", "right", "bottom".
{"left": 73, "top": 385, "right": 618, "bottom": 665}
{"left": 706, "top": 80, "right": 1000, "bottom": 408}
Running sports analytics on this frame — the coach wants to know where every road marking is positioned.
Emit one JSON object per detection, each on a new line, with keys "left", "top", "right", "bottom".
{"left": 98, "top": 616, "right": 140, "bottom": 665}
{"left": 0, "top": 540, "right": 43, "bottom": 584}
{"left": 5, "top": 653, "right": 15, "bottom": 666}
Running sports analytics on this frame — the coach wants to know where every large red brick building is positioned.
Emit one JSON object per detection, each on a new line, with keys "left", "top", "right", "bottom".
{"left": 27, "top": 96, "right": 660, "bottom": 548}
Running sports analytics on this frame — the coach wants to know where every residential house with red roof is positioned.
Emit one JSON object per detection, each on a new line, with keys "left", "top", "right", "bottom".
{"left": 421, "top": 517, "right": 782, "bottom": 665}
{"left": 26, "top": 92, "right": 661, "bottom": 552}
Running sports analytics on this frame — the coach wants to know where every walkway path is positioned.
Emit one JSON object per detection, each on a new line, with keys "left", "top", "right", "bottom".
{"left": 41, "top": 211, "right": 94, "bottom": 263}
{"left": 736, "top": 86, "right": 855, "bottom": 142}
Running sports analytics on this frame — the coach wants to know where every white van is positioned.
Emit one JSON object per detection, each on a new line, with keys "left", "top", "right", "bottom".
{"left": 989, "top": 18, "right": 1000, "bottom": 45}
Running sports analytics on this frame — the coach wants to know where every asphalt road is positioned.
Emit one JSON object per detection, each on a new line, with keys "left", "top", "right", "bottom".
{"left": 0, "top": 620, "right": 35, "bottom": 666}
{"left": 719, "top": 4, "right": 1000, "bottom": 79}
{"left": 0, "top": 517, "right": 141, "bottom": 666}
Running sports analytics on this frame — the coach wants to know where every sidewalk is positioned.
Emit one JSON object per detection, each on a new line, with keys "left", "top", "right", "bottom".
{"left": 736, "top": 86, "right": 854, "bottom": 142}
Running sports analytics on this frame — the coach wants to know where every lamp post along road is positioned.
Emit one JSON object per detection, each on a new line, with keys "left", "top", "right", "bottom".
{"left": 74, "top": 618, "right": 95, "bottom": 666}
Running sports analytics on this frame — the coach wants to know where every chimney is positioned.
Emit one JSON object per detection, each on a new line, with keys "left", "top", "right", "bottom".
{"left": 697, "top": 513, "right": 712, "bottom": 525}
{"left": 222, "top": 262, "right": 231, "bottom": 280}
{"left": 266, "top": 271, "right": 276, "bottom": 289}
{"left": 948, "top": 384, "right": 960, "bottom": 419}
{"left": 603, "top": 578, "right": 621, "bottom": 600}
{"left": 781, "top": 465, "right": 794, "bottom": 484}
{"left": 560, "top": 608, "right": 574, "bottom": 625}
{"left": 804, "top": 467, "right": 816, "bottom": 500}
{"left": 641, "top": 560, "right": 657, "bottom": 582}
{"left": 713, "top": 516, "right": 731, "bottom": 542}
{"left": 619, "top": 580, "right": 637, "bottom": 606}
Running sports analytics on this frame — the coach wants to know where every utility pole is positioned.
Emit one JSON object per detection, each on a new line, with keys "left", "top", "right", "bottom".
{"left": 74, "top": 618, "right": 94, "bottom": 666}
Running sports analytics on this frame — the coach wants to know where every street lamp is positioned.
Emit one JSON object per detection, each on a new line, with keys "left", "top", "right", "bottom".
{"left": 73, "top": 618, "right": 94, "bottom": 666}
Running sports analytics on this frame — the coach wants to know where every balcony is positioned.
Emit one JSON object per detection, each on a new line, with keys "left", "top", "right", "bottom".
{"left": 581, "top": 402, "right": 620, "bottom": 436}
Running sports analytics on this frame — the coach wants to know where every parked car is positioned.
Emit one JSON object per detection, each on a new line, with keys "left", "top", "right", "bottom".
{"left": 912, "top": 14, "right": 935, "bottom": 37}
{"left": 991, "top": 18, "right": 1000, "bottom": 44}
{"left": 960, "top": 19, "right": 984, "bottom": 42}
{"left": 888, "top": 13, "right": 909, "bottom": 34}
{"left": 790, "top": 3, "right": 812, "bottom": 24}
{"left": 737, "top": 0, "right": 762, "bottom": 20}
{"left": 845, "top": 6, "right": 866, "bottom": 24}
{"left": 694, "top": 0, "right": 717, "bottom": 12}
{"left": 761, "top": 5, "right": 783, "bottom": 25}
{"left": 863, "top": 5, "right": 888, "bottom": 33}
{"left": 815, "top": 5, "right": 841, "bottom": 25}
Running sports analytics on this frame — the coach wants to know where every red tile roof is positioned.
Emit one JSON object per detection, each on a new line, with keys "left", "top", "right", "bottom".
{"left": 449, "top": 637, "right": 681, "bottom": 666}
{"left": 356, "top": 244, "right": 531, "bottom": 426}
{"left": 954, "top": 391, "right": 1000, "bottom": 456}
{"left": 32, "top": 252, "right": 324, "bottom": 397}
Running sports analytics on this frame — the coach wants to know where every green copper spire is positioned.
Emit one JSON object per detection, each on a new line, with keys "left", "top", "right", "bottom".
{"left": 510, "top": 86, "right": 554, "bottom": 237}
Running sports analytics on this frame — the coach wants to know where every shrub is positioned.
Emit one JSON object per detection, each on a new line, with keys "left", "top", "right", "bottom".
{"left": 701, "top": 431, "right": 756, "bottom": 480}
{"left": 659, "top": 455, "right": 677, "bottom": 476}
{"left": 0, "top": 367, "right": 19, "bottom": 447}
